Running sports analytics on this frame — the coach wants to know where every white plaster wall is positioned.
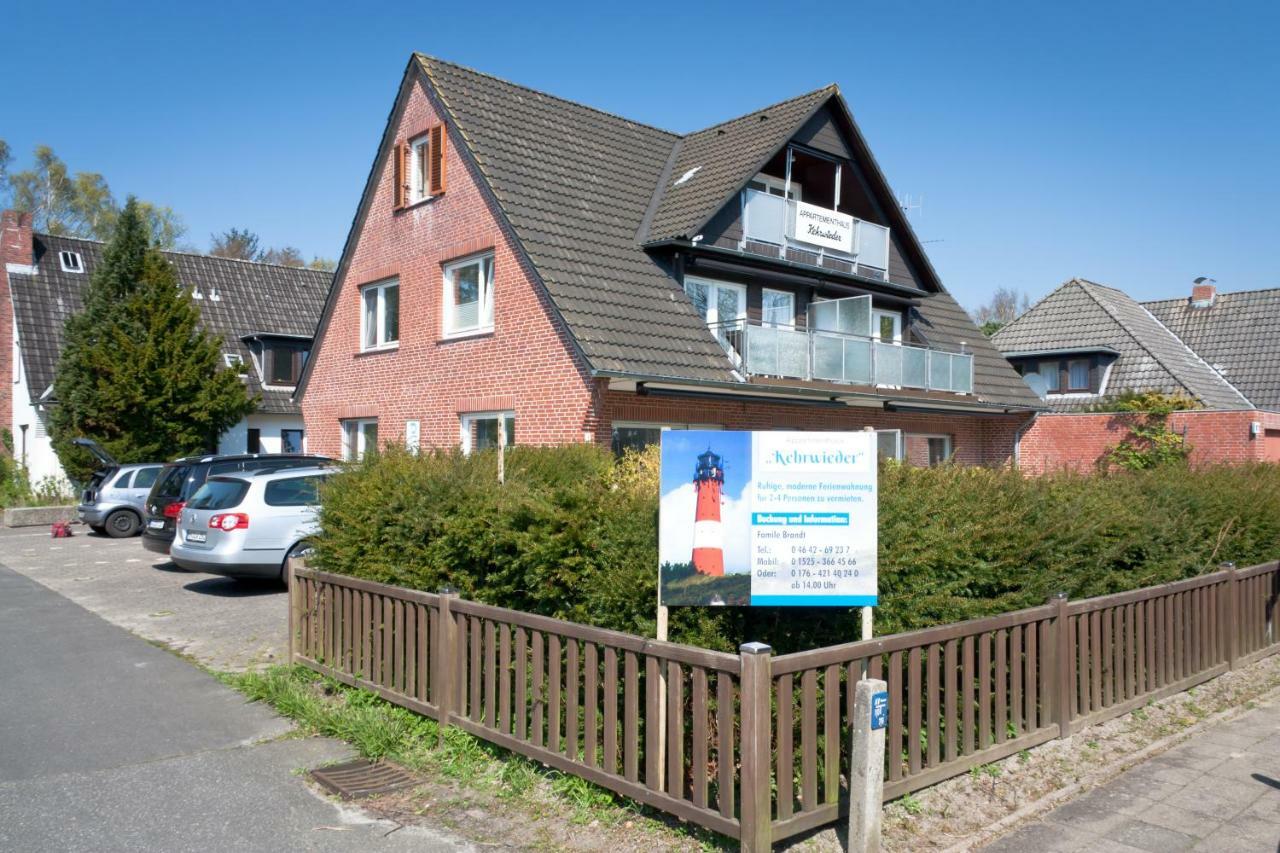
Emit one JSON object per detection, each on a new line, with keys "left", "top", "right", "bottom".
{"left": 217, "top": 413, "right": 305, "bottom": 455}
{"left": 11, "top": 316, "right": 70, "bottom": 490}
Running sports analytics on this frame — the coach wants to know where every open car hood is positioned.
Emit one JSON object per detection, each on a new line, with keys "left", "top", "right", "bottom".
{"left": 71, "top": 437, "right": 118, "bottom": 468}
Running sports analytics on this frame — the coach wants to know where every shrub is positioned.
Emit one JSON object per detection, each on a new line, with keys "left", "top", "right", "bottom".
{"left": 313, "top": 446, "right": 1280, "bottom": 654}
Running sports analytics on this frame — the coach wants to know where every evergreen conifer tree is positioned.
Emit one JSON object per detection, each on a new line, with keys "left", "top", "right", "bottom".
{"left": 49, "top": 198, "right": 257, "bottom": 482}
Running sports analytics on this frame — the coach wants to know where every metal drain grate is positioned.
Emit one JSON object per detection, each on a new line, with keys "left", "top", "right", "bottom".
{"left": 310, "top": 758, "right": 418, "bottom": 800}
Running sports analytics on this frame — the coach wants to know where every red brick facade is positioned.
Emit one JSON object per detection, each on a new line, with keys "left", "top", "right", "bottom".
{"left": 300, "top": 75, "right": 1033, "bottom": 465}
{"left": 301, "top": 77, "right": 597, "bottom": 457}
{"left": 1018, "top": 409, "right": 1280, "bottom": 474}
{"left": 0, "top": 210, "right": 34, "bottom": 452}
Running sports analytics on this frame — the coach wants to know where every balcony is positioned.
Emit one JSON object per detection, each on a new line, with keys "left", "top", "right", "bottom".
{"left": 739, "top": 189, "right": 891, "bottom": 282}
{"left": 708, "top": 295, "right": 974, "bottom": 395}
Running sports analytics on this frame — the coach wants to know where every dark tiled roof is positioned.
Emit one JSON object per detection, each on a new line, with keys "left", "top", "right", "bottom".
{"left": 1143, "top": 288, "right": 1280, "bottom": 411}
{"left": 316, "top": 56, "right": 1038, "bottom": 409}
{"left": 643, "top": 86, "right": 836, "bottom": 243}
{"left": 10, "top": 234, "right": 330, "bottom": 414}
{"left": 992, "top": 279, "right": 1249, "bottom": 410}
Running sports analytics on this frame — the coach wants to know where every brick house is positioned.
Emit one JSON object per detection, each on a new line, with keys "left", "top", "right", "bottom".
{"left": 297, "top": 55, "right": 1041, "bottom": 464}
{"left": 993, "top": 277, "right": 1280, "bottom": 470}
{"left": 0, "top": 211, "right": 330, "bottom": 485}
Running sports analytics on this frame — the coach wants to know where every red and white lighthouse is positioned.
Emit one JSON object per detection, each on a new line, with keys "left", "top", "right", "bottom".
{"left": 691, "top": 448, "right": 725, "bottom": 576}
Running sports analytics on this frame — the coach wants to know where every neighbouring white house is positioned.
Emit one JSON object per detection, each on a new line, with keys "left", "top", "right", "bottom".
{"left": 0, "top": 210, "right": 330, "bottom": 488}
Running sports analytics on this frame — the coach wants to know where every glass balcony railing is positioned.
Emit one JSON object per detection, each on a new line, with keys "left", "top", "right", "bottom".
{"left": 740, "top": 189, "right": 891, "bottom": 281}
{"left": 708, "top": 318, "right": 974, "bottom": 395}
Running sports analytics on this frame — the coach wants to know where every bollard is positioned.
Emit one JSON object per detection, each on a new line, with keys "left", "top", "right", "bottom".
{"left": 848, "top": 678, "right": 888, "bottom": 853}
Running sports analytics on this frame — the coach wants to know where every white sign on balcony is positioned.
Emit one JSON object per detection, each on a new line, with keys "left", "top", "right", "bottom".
{"left": 791, "top": 201, "right": 855, "bottom": 253}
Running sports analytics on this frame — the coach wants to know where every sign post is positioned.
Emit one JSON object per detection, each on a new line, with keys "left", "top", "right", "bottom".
{"left": 849, "top": 678, "right": 888, "bottom": 852}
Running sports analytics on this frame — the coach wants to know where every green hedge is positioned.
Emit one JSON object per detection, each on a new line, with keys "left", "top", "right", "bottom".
{"left": 312, "top": 446, "right": 1280, "bottom": 654}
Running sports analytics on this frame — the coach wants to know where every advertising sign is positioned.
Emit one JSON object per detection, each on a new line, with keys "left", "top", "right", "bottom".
{"left": 658, "top": 430, "right": 877, "bottom": 607}
{"left": 790, "top": 200, "right": 855, "bottom": 253}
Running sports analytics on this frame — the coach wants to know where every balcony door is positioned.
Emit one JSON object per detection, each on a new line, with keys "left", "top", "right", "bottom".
{"left": 685, "top": 277, "right": 747, "bottom": 362}
{"left": 873, "top": 309, "right": 902, "bottom": 344}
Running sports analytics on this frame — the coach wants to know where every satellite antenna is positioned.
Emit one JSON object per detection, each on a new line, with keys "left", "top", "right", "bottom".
{"left": 898, "top": 192, "right": 923, "bottom": 220}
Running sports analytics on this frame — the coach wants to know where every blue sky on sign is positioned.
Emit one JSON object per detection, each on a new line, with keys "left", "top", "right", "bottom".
{"left": 659, "top": 430, "right": 750, "bottom": 501}
{"left": 2, "top": 1, "right": 1275, "bottom": 311}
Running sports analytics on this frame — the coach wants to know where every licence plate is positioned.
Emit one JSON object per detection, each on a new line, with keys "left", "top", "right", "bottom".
{"left": 187, "top": 531, "right": 207, "bottom": 544}
{"left": 148, "top": 519, "right": 165, "bottom": 530}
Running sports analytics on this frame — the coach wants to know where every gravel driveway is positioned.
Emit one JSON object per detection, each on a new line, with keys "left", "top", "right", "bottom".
{"left": 0, "top": 524, "right": 287, "bottom": 671}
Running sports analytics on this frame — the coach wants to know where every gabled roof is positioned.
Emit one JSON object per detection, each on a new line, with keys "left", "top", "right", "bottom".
{"left": 1143, "top": 287, "right": 1280, "bottom": 410}
{"left": 643, "top": 85, "right": 836, "bottom": 244}
{"left": 300, "top": 55, "right": 1040, "bottom": 410}
{"left": 9, "top": 234, "right": 330, "bottom": 414}
{"left": 992, "top": 278, "right": 1250, "bottom": 410}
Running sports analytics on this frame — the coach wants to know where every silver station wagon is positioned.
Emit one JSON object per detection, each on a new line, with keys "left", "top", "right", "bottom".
{"left": 169, "top": 466, "right": 329, "bottom": 582}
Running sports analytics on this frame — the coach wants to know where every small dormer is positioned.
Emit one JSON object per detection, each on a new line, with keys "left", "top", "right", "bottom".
{"left": 240, "top": 333, "right": 312, "bottom": 388}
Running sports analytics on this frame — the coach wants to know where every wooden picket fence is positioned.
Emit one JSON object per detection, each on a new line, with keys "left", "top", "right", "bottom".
{"left": 289, "top": 561, "right": 1280, "bottom": 851}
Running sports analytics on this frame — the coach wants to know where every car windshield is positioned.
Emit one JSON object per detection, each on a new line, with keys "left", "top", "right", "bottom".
{"left": 187, "top": 478, "right": 250, "bottom": 510}
{"left": 153, "top": 465, "right": 189, "bottom": 500}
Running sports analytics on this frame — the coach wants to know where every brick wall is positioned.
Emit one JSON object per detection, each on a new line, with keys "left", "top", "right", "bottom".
{"left": 0, "top": 210, "right": 34, "bottom": 454}
{"left": 300, "top": 75, "right": 596, "bottom": 457}
{"left": 600, "top": 387, "right": 1029, "bottom": 465}
{"left": 1017, "top": 409, "right": 1280, "bottom": 474}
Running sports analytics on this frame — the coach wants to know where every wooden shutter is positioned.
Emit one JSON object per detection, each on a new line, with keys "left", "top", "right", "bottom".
{"left": 429, "top": 124, "right": 447, "bottom": 195}
{"left": 392, "top": 141, "right": 406, "bottom": 209}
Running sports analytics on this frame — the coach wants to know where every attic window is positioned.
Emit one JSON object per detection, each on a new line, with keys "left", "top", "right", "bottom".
{"left": 59, "top": 251, "right": 83, "bottom": 273}
{"left": 674, "top": 167, "right": 701, "bottom": 187}
{"left": 223, "top": 353, "right": 244, "bottom": 370}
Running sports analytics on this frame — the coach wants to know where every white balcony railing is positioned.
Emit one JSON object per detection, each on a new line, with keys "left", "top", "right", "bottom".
{"left": 708, "top": 317, "right": 974, "bottom": 395}
{"left": 741, "top": 189, "right": 890, "bottom": 280}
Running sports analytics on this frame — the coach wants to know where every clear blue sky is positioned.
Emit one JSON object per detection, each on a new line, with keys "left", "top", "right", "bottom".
{"left": 3, "top": 1, "right": 1276, "bottom": 310}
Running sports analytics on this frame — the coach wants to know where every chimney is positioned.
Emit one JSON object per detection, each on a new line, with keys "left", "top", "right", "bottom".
{"left": 1190, "top": 276, "right": 1217, "bottom": 308}
{"left": 1, "top": 210, "right": 34, "bottom": 268}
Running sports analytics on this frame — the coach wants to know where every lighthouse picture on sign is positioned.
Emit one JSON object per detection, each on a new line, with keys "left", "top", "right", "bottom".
{"left": 659, "top": 431, "right": 753, "bottom": 606}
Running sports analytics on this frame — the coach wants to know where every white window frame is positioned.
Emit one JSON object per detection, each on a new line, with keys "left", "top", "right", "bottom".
{"left": 761, "top": 288, "right": 796, "bottom": 329}
{"left": 442, "top": 254, "right": 495, "bottom": 338}
{"left": 460, "top": 410, "right": 515, "bottom": 454}
{"left": 341, "top": 418, "right": 378, "bottom": 461}
{"left": 684, "top": 276, "right": 747, "bottom": 326}
{"left": 408, "top": 134, "right": 430, "bottom": 205}
{"left": 610, "top": 421, "right": 723, "bottom": 452}
{"left": 58, "top": 251, "right": 83, "bottom": 273}
{"left": 872, "top": 309, "right": 903, "bottom": 344}
{"left": 747, "top": 173, "right": 802, "bottom": 201}
{"left": 875, "top": 429, "right": 904, "bottom": 461}
{"left": 1039, "top": 360, "right": 1061, "bottom": 392}
{"left": 360, "top": 278, "right": 399, "bottom": 351}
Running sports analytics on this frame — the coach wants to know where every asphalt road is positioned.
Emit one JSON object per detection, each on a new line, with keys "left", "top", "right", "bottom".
{"left": 0, "top": 526, "right": 287, "bottom": 671}
{"left": 0, "top": 550, "right": 469, "bottom": 851}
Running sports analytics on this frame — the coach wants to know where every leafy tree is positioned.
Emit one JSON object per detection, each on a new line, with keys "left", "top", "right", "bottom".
{"left": 1086, "top": 391, "right": 1201, "bottom": 471}
{"left": 309, "top": 256, "right": 337, "bottom": 272}
{"left": 972, "top": 286, "right": 1031, "bottom": 336}
{"left": 0, "top": 139, "right": 11, "bottom": 205}
{"left": 210, "top": 227, "right": 263, "bottom": 261}
{"left": 259, "top": 245, "right": 305, "bottom": 267}
{"left": 48, "top": 198, "right": 257, "bottom": 483}
{"left": 0, "top": 140, "right": 185, "bottom": 247}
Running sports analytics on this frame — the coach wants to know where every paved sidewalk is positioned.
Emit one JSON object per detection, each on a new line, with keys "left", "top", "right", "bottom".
{"left": 0, "top": 563, "right": 469, "bottom": 852}
{"left": 983, "top": 697, "right": 1280, "bottom": 851}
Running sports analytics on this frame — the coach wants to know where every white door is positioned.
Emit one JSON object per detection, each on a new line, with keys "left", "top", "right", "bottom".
{"left": 873, "top": 309, "right": 902, "bottom": 343}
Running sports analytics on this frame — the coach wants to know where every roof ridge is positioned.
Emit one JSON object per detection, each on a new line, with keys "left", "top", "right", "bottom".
{"left": 1077, "top": 279, "right": 1246, "bottom": 405}
{"left": 680, "top": 83, "right": 838, "bottom": 138}
{"left": 1142, "top": 284, "right": 1280, "bottom": 305}
{"left": 36, "top": 232, "right": 332, "bottom": 276}
{"left": 415, "top": 53, "right": 679, "bottom": 137}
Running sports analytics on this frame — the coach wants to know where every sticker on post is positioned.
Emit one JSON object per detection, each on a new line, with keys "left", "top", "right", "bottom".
{"left": 870, "top": 691, "right": 889, "bottom": 730}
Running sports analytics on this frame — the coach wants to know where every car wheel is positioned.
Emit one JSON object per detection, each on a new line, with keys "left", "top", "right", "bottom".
{"left": 104, "top": 509, "right": 141, "bottom": 538}
{"left": 89, "top": 524, "right": 107, "bottom": 535}
{"left": 281, "top": 541, "right": 315, "bottom": 586}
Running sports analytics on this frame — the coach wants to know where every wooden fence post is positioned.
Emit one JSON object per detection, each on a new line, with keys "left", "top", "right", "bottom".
{"left": 1049, "top": 593, "right": 1071, "bottom": 738}
{"left": 435, "top": 587, "right": 459, "bottom": 742}
{"left": 1223, "top": 564, "right": 1238, "bottom": 669}
{"left": 739, "top": 641, "right": 773, "bottom": 853}
{"left": 287, "top": 560, "right": 301, "bottom": 664}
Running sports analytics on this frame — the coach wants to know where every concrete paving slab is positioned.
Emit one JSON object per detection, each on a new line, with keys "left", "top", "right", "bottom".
{"left": 1104, "top": 818, "right": 1197, "bottom": 852}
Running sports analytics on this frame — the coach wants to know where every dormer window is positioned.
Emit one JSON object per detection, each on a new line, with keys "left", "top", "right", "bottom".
{"left": 409, "top": 134, "right": 431, "bottom": 205}
{"left": 59, "top": 251, "right": 83, "bottom": 273}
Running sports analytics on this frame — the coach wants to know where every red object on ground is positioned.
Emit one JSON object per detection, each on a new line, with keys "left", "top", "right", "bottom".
{"left": 50, "top": 521, "right": 73, "bottom": 538}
